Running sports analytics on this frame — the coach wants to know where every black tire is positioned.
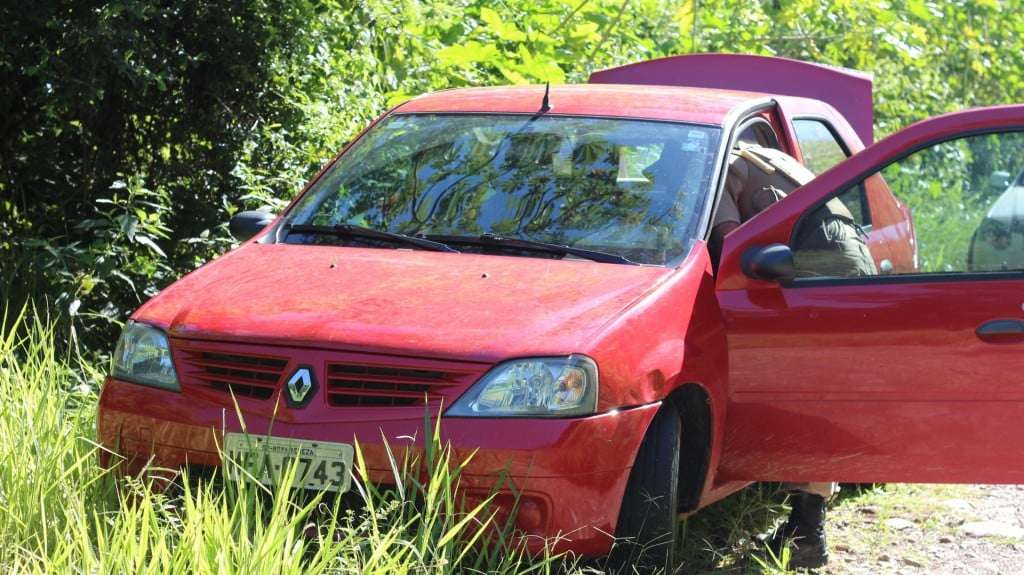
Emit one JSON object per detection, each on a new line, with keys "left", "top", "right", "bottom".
{"left": 608, "top": 401, "right": 681, "bottom": 574}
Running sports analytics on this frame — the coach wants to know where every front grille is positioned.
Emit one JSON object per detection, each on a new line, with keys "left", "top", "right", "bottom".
{"left": 180, "top": 349, "right": 288, "bottom": 400}
{"left": 173, "top": 339, "right": 488, "bottom": 408}
{"left": 325, "top": 362, "right": 461, "bottom": 407}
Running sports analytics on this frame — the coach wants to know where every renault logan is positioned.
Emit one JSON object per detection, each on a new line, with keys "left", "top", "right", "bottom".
{"left": 99, "top": 54, "right": 1024, "bottom": 570}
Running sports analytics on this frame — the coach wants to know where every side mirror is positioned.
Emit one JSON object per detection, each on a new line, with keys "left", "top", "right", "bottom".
{"left": 741, "top": 243, "right": 795, "bottom": 282}
{"left": 229, "top": 210, "right": 276, "bottom": 242}
{"left": 991, "top": 170, "right": 1011, "bottom": 190}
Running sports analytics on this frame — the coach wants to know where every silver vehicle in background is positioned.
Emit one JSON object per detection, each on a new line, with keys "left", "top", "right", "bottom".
{"left": 970, "top": 169, "right": 1024, "bottom": 271}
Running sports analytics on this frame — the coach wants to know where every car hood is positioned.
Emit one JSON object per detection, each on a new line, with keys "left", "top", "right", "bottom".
{"left": 136, "top": 244, "right": 675, "bottom": 361}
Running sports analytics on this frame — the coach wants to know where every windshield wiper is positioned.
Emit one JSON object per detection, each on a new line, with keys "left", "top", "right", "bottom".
{"left": 287, "top": 224, "right": 459, "bottom": 253}
{"left": 424, "top": 233, "right": 638, "bottom": 265}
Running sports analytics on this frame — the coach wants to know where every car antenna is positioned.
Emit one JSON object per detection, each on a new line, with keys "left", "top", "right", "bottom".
{"left": 539, "top": 81, "right": 552, "bottom": 113}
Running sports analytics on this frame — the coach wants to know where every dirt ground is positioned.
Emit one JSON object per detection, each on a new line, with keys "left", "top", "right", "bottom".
{"left": 824, "top": 484, "right": 1024, "bottom": 574}
{"left": 671, "top": 483, "right": 1024, "bottom": 574}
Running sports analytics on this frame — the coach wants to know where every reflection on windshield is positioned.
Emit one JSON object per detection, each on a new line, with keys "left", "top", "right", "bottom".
{"left": 284, "top": 114, "right": 722, "bottom": 265}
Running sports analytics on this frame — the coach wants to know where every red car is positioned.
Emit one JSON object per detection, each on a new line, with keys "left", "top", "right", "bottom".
{"left": 99, "top": 54, "right": 1024, "bottom": 568}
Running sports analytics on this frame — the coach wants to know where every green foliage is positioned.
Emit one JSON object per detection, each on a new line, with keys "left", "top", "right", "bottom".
{"left": 5, "top": 0, "right": 1024, "bottom": 355}
{"left": 2, "top": 0, "right": 324, "bottom": 349}
{"left": 681, "top": 0, "right": 1024, "bottom": 135}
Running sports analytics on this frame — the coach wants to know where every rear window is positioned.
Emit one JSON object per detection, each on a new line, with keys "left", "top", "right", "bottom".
{"left": 793, "top": 119, "right": 849, "bottom": 175}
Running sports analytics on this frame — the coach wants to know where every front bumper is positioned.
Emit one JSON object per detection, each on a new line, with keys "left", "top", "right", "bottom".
{"left": 98, "top": 377, "right": 659, "bottom": 556}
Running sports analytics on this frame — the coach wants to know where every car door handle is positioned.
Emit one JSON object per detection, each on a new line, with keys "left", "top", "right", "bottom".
{"left": 976, "top": 319, "right": 1024, "bottom": 343}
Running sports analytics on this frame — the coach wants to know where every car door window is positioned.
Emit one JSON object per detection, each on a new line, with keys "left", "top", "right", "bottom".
{"left": 791, "top": 130, "right": 1024, "bottom": 279}
{"left": 793, "top": 119, "right": 869, "bottom": 230}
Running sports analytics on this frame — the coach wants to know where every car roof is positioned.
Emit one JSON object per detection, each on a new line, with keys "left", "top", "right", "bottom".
{"left": 985, "top": 184, "right": 1024, "bottom": 222}
{"left": 395, "top": 84, "right": 772, "bottom": 126}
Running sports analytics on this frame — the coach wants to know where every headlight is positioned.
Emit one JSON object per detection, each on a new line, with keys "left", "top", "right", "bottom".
{"left": 111, "top": 321, "right": 180, "bottom": 391}
{"left": 446, "top": 355, "right": 598, "bottom": 417}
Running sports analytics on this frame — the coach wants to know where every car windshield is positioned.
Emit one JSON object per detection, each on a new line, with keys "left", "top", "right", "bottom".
{"left": 283, "top": 114, "right": 722, "bottom": 265}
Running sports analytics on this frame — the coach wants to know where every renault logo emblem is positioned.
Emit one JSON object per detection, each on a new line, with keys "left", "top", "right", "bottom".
{"left": 285, "top": 365, "right": 317, "bottom": 407}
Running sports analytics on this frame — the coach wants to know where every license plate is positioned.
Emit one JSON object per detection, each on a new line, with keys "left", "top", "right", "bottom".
{"left": 223, "top": 433, "right": 354, "bottom": 493}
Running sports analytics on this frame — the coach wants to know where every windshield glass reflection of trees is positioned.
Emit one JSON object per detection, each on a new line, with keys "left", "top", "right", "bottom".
{"left": 285, "top": 114, "right": 722, "bottom": 265}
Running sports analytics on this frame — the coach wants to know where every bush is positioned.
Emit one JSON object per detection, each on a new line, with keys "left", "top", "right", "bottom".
{"left": 2, "top": 0, "right": 322, "bottom": 350}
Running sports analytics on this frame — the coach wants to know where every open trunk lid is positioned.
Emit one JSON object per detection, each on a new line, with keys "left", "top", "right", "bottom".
{"left": 589, "top": 53, "right": 874, "bottom": 144}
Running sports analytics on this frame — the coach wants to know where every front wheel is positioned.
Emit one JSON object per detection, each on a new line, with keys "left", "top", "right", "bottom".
{"left": 608, "top": 402, "right": 681, "bottom": 573}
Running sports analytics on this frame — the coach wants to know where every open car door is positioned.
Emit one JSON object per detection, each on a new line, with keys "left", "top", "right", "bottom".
{"left": 715, "top": 105, "right": 1024, "bottom": 484}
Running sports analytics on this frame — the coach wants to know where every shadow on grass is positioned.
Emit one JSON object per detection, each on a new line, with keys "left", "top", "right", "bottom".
{"left": 675, "top": 483, "right": 790, "bottom": 574}
{"left": 673, "top": 483, "right": 886, "bottom": 574}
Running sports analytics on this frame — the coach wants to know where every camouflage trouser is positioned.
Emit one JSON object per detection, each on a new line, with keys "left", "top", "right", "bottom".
{"left": 793, "top": 215, "right": 877, "bottom": 279}
{"left": 780, "top": 482, "right": 838, "bottom": 499}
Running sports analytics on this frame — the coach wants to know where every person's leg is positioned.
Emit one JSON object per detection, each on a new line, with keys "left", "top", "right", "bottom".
{"left": 766, "top": 482, "right": 836, "bottom": 569}
{"left": 784, "top": 482, "right": 836, "bottom": 499}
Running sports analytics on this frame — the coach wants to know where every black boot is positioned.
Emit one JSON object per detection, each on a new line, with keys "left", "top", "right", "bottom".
{"left": 765, "top": 493, "right": 829, "bottom": 569}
